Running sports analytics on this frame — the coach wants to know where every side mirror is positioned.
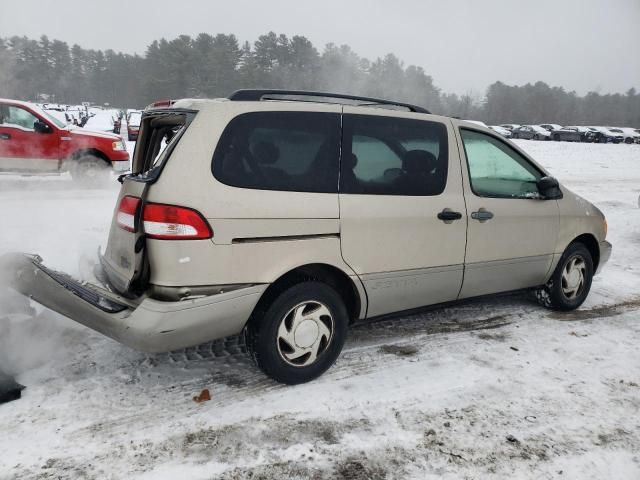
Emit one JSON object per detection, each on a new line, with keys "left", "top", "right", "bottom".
{"left": 537, "top": 176, "right": 563, "bottom": 200}
{"left": 33, "top": 120, "right": 51, "bottom": 134}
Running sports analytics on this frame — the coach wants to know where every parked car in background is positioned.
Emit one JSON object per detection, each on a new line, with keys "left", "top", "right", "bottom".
{"left": 539, "top": 124, "right": 563, "bottom": 132}
{"left": 608, "top": 127, "right": 640, "bottom": 144}
{"left": 549, "top": 126, "right": 582, "bottom": 142}
{"left": 84, "top": 111, "right": 117, "bottom": 134}
{"left": 127, "top": 111, "right": 142, "bottom": 141}
{"left": 0, "top": 98, "right": 129, "bottom": 180}
{"left": 589, "top": 127, "right": 624, "bottom": 144}
{"left": 3, "top": 90, "right": 611, "bottom": 385}
{"left": 512, "top": 125, "right": 551, "bottom": 140}
{"left": 549, "top": 127, "right": 580, "bottom": 142}
{"left": 563, "top": 126, "right": 597, "bottom": 143}
{"left": 499, "top": 124, "right": 521, "bottom": 131}
{"left": 489, "top": 125, "right": 512, "bottom": 138}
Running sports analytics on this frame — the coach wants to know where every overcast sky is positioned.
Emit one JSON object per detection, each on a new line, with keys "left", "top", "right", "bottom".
{"left": 1, "top": 0, "right": 638, "bottom": 96}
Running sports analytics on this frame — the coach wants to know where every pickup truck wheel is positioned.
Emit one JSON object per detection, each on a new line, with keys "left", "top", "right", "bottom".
{"left": 536, "top": 243, "right": 594, "bottom": 311}
{"left": 70, "top": 155, "right": 109, "bottom": 185}
{"left": 246, "top": 281, "right": 348, "bottom": 384}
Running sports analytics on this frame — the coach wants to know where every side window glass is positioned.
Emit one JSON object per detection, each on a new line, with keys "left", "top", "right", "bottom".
{"left": 341, "top": 115, "right": 448, "bottom": 196}
{"left": 351, "top": 135, "right": 403, "bottom": 182}
{"left": 212, "top": 112, "right": 340, "bottom": 193}
{"left": 460, "top": 129, "right": 541, "bottom": 198}
{"left": 1, "top": 106, "right": 39, "bottom": 130}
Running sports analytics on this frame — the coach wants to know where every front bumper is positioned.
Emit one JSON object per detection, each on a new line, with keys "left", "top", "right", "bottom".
{"left": 0, "top": 253, "right": 267, "bottom": 353}
{"left": 597, "top": 240, "right": 612, "bottom": 274}
{"left": 111, "top": 160, "right": 130, "bottom": 172}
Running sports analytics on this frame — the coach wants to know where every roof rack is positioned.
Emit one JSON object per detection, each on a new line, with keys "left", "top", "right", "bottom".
{"left": 228, "top": 89, "right": 430, "bottom": 114}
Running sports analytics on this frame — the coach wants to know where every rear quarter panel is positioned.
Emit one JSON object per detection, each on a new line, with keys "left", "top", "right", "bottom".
{"left": 144, "top": 101, "right": 361, "bottom": 292}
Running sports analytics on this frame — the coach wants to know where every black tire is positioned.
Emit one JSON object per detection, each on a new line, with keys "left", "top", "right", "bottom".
{"left": 246, "top": 281, "right": 349, "bottom": 384}
{"left": 536, "top": 242, "right": 594, "bottom": 311}
{"left": 553, "top": 134, "right": 560, "bottom": 141}
{"left": 512, "top": 133, "right": 519, "bottom": 139}
{"left": 70, "top": 154, "right": 110, "bottom": 185}
{"left": 625, "top": 138, "right": 633, "bottom": 144}
{"left": 533, "top": 134, "right": 540, "bottom": 140}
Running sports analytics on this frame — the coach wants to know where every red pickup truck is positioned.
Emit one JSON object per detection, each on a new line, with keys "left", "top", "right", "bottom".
{"left": 0, "top": 99, "right": 129, "bottom": 180}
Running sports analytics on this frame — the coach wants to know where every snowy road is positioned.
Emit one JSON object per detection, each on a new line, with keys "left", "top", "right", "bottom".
{"left": 0, "top": 141, "right": 639, "bottom": 479}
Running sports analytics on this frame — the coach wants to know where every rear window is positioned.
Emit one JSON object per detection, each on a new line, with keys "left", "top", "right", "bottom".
{"left": 212, "top": 112, "right": 340, "bottom": 193}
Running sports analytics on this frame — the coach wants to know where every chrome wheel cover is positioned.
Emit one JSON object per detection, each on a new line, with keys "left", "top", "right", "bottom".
{"left": 561, "top": 255, "right": 587, "bottom": 300}
{"left": 276, "top": 301, "right": 334, "bottom": 367}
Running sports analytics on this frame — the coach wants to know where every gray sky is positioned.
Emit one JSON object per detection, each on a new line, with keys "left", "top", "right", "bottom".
{"left": 1, "top": 0, "right": 638, "bottom": 96}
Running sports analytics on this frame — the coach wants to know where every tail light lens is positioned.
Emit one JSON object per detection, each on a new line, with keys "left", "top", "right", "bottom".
{"left": 142, "top": 203, "right": 212, "bottom": 240}
{"left": 116, "top": 195, "right": 141, "bottom": 232}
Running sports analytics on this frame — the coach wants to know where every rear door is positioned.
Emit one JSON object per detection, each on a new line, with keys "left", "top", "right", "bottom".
{"left": 338, "top": 110, "right": 467, "bottom": 317}
{"left": 456, "top": 127, "right": 559, "bottom": 298}
{"left": 101, "top": 109, "right": 193, "bottom": 294}
{"left": 0, "top": 103, "right": 60, "bottom": 172}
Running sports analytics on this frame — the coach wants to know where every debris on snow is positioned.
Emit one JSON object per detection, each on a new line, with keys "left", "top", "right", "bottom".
{"left": 193, "top": 389, "right": 211, "bottom": 403}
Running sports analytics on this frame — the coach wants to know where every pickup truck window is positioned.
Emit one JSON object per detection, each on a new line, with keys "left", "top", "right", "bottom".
{"left": 461, "top": 129, "right": 541, "bottom": 199}
{"left": 0, "top": 105, "right": 39, "bottom": 130}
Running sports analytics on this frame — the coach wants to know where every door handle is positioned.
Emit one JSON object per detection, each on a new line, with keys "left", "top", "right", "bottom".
{"left": 0, "top": 133, "right": 10, "bottom": 140}
{"left": 437, "top": 209, "right": 463, "bottom": 223}
{"left": 471, "top": 208, "right": 494, "bottom": 222}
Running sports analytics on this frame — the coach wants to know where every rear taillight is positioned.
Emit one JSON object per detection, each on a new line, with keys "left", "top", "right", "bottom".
{"left": 142, "top": 203, "right": 212, "bottom": 240}
{"left": 116, "top": 196, "right": 141, "bottom": 232}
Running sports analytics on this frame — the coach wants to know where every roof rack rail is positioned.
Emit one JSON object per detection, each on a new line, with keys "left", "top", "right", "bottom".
{"left": 228, "top": 89, "right": 430, "bottom": 114}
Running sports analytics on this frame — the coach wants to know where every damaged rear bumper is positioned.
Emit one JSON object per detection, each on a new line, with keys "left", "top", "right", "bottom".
{"left": 0, "top": 253, "right": 266, "bottom": 353}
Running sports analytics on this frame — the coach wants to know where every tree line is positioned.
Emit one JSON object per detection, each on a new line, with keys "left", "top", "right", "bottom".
{"left": 0, "top": 33, "right": 638, "bottom": 127}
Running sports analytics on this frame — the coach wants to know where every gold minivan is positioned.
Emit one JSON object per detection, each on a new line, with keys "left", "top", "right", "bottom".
{"left": 3, "top": 90, "right": 612, "bottom": 384}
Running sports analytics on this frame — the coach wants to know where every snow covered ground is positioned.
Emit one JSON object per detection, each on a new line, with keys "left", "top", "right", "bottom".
{"left": 0, "top": 140, "right": 639, "bottom": 479}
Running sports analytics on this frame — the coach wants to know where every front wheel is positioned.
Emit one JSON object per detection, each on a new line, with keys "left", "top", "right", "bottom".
{"left": 246, "top": 281, "right": 349, "bottom": 384}
{"left": 69, "top": 155, "right": 110, "bottom": 186}
{"left": 536, "top": 243, "right": 594, "bottom": 311}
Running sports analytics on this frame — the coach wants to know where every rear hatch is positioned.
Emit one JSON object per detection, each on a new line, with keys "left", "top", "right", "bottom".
{"left": 101, "top": 108, "right": 197, "bottom": 295}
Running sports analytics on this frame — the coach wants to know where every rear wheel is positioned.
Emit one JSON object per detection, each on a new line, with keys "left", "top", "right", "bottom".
{"left": 536, "top": 242, "right": 594, "bottom": 311}
{"left": 70, "top": 154, "right": 110, "bottom": 185}
{"left": 246, "top": 281, "right": 348, "bottom": 384}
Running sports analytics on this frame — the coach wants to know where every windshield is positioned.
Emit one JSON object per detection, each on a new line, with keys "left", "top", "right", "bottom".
{"left": 31, "top": 104, "right": 67, "bottom": 129}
